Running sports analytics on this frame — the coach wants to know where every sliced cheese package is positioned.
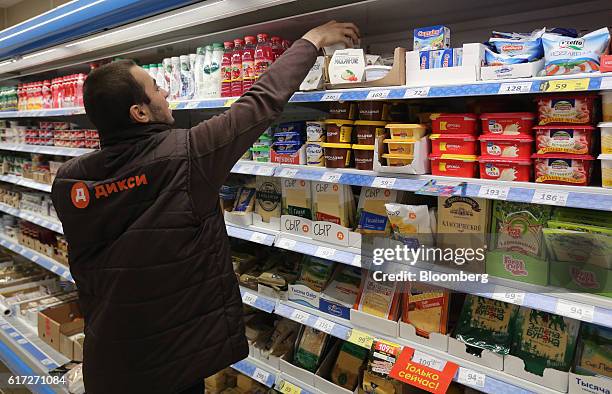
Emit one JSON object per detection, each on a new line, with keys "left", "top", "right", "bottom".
{"left": 255, "top": 176, "right": 282, "bottom": 223}
{"left": 402, "top": 283, "right": 449, "bottom": 338}
{"left": 233, "top": 187, "right": 256, "bottom": 213}
{"left": 575, "top": 323, "right": 612, "bottom": 378}
{"left": 281, "top": 179, "right": 313, "bottom": 219}
{"left": 437, "top": 196, "right": 491, "bottom": 250}
{"left": 331, "top": 341, "right": 369, "bottom": 390}
{"left": 296, "top": 256, "right": 336, "bottom": 292}
{"left": 385, "top": 203, "right": 434, "bottom": 248}
{"left": 354, "top": 274, "right": 401, "bottom": 320}
{"left": 357, "top": 188, "right": 404, "bottom": 235}
{"left": 511, "top": 307, "right": 580, "bottom": 376}
{"left": 293, "top": 325, "right": 331, "bottom": 372}
{"left": 312, "top": 182, "right": 355, "bottom": 228}
{"left": 320, "top": 266, "right": 362, "bottom": 318}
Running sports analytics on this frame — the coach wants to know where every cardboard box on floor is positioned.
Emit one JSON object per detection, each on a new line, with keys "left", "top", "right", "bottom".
{"left": 37, "top": 301, "right": 83, "bottom": 353}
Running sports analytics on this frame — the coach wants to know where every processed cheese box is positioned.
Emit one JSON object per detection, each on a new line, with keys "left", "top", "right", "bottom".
{"left": 354, "top": 274, "right": 401, "bottom": 320}
{"left": 357, "top": 187, "right": 404, "bottom": 235}
{"left": 312, "top": 182, "right": 355, "bottom": 228}
{"left": 255, "top": 176, "right": 282, "bottom": 223}
{"left": 575, "top": 323, "right": 612, "bottom": 378}
{"left": 401, "top": 283, "right": 449, "bottom": 338}
{"left": 281, "top": 178, "right": 313, "bottom": 219}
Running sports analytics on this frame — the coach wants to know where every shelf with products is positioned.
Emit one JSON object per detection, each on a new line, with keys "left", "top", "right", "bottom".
{"left": 0, "top": 203, "right": 63, "bottom": 234}
{"left": 0, "top": 143, "right": 94, "bottom": 157}
{"left": 0, "top": 174, "right": 52, "bottom": 193}
{"left": 231, "top": 356, "right": 278, "bottom": 388}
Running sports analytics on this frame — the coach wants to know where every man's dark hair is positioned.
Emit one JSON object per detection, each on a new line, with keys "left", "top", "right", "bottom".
{"left": 83, "top": 59, "right": 151, "bottom": 136}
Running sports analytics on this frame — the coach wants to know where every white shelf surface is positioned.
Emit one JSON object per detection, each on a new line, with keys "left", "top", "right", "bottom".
{"left": 0, "top": 174, "right": 52, "bottom": 193}
{"left": 0, "top": 143, "right": 94, "bottom": 157}
{"left": 0, "top": 203, "right": 62, "bottom": 234}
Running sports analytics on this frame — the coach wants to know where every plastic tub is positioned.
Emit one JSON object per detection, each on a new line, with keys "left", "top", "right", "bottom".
{"left": 478, "top": 134, "right": 534, "bottom": 158}
{"left": 430, "top": 134, "right": 477, "bottom": 155}
{"left": 306, "top": 142, "right": 325, "bottom": 166}
{"left": 322, "top": 142, "right": 352, "bottom": 168}
{"left": 352, "top": 144, "right": 375, "bottom": 170}
{"left": 534, "top": 125, "right": 595, "bottom": 155}
{"left": 429, "top": 155, "right": 478, "bottom": 178}
{"left": 358, "top": 101, "right": 391, "bottom": 121}
{"left": 480, "top": 112, "right": 535, "bottom": 135}
{"left": 365, "top": 65, "right": 392, "bottom": 81}
{"left": 354, "top": 120, "right": 387, "bottom": 144}
{"left": 324, "top": 119, "right": 354, "bottom": 143}
{"left": 383, "top": 139, "right": 416, "bottom": 155}
{"left": 536, "top": 94, "right": 597, "bottom": 125}
{"left": 430, "top": 113, "right": 478, "bottom": 134}
{"left": 306, "top": 121, "right": 326, "bottom": 142}
{"left": 599, "top": 154, "right": 612, "bottom": 188}
{"left": 478, "top": 157, "right": 532, "bottom": 182}
{"left": 599, "top": 122, "right": 612, "bottom": 154}
{"left": 385, "top": 124, "right": 428, "bottom": 140}
{"left": 382, "top": 153, "right": 414, "bottom": 167}
{"left": 533, "top": 154, "right": 594, "bottom": 186}
{"left": 602, "top": 92, "right": 612, "bottom": 122}
{"left": 329, "top": 102, "right": 357, "bottom": 119}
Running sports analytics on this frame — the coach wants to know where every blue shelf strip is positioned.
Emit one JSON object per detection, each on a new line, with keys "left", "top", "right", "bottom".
{"left": 239, "top": 288, "right": 276, "bottom": 313}
{"left": 231, "top": 359, "right": 276, "bottom": 388}
{"left": 0, "top": 237, "right": 73, "bottom": 282}
{"left": 225, "top": 225, "right": 275, "bottom": 246}
{"left": 0, "top": 203, "right": 63, "bottom": 234}
{"left": 0, "top": 319, "right": 60, "bottom": 372}
{"left": 275, "top": 303, "right": 352, "bottom": 341}
{"left": 0, "top": 338, "right": 57, "bottom": 394}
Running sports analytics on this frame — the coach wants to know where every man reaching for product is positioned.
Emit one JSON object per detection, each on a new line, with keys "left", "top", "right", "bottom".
{"left": 50, "top": 21, "right": 359, "bottom": 394}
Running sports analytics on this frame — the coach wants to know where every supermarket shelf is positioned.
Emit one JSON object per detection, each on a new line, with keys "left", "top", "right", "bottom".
{"left": 0, "top": 234, "right": 73, "bottom": 282}
{"left": 231, "top": 356, "right": 277, "bottom": 388}
{"left": 239, "top": 286, "right": 277, "bottom": 313}
{"left": 225, "top": 223, "right": 277, "bottom": 246}
{"left": 0, "top": 143, "right": 95, "bottom": 157}
{"left": 275, "top": 233, "right": 361, "bottom": 267}
{"left": 0, "top": 316, "right": 69, "bottom": 394}
{"left": 0, "top": 174, "right": 52, "bottom": 193}
{"left": 0, "top": 203, "right": 63, "bottom": 234}
{"left": 276, "top": 301, "right": 352, "bottom": 341}
{"left": 0, "top": 107, "right": 85, "bottom": 118}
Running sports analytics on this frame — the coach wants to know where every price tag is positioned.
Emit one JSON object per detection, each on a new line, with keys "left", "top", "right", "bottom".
{"left": 238, "top": 164, "right": 255, "bottom": 174}
{"left": 31, "top": 255, "right": 38, "bottom": 262}
{"left": 601, "top": 77, "right": 612, "bottom": 90}
{"left": 315, "top": 246, "right": 336, "bottom": 260}
{"left": 249, "top": 232, "right": 268, "bottom": 244}
{"left": 16, "top": 338, "right": 27, "bottom": 345}
{"left": 348, "top": 329, "right": 375, "bottom": 349}
{"left": 224, "top": 98, "right": 238, "bottom": 107}
{"left": 542, "top": 78, "right": 590, "bottom": 92}
{"left": 0, "top": 324, "right": 9, "bottom": 330}
{"left": 168, "top": 102, "right": 179, "bottom": 110}
{"left": 313, "top": 317, "right": 335, "bottom": 334}
{"left": 411, "top": 350, "right": 446, "bottom": 371}
{"left": 62, "top": 271, "right": 71, "bottom": 279}
{"left": 252, "top": 368, "right": 270, "bottom": 385}
{"left": 276, "top": 238, "right": 297, "bottom": 250}
{"left": 491, "top": 285, "right": 525, "bottom": 306}
{"left": 366, "top": 89, "right": 391, "bottom": 100}
{"left": 352, "top": 254, "right": 361, "bottom": 267}
{"left": 40, "top": 358, "right": 52, "bottom": 366}
{"left": 290, "top": 309, "right": 310, "bottom": 324}
{"left": 278, "top": 380, "right": 302, "bottom": 394}
{"left": 457, "top": 368, "right": 485, "bottom": 388}
{"left": 241, "top": 292, "right": 258, "bottom": 306}
{"left": 9, "top": 332, "right": 18, "bottom": 338}
{"left": 320, "top": 172, "right": 342, "bottom": 183}
{"left": 404, "top": 87, "right": 430, "bottom": 98}
{"left": 51, "top": 265, "right": 58, "bottom": 272}
{"left": 498, "top": 82, "right": 532, "bottom": 94}
{"left": 185, "top": 101, "right": 200, "bottom": 109}
{"left": 372, "top": 177, "right": 396, "bottom": 189}
{"left": 255, "top": 166, "right": 274, "bottom": 176}
{"left": 278, "top": 168, "right": 299, "bottom": 178}
{"left": 321, "top": 92, "right": 342, "bottom": 101}
{"left": 478, "top": 185, "right": 510, "bottom": 200}
{"left": 556, "top": 299, "right": 594, "bottom": 322}
{"left": 531, "top": 189, "right": 568, "bottom": 206}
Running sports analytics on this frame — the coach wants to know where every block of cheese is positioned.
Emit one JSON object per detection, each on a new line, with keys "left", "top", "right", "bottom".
{"left": 354, "top": 275, "right": 401, "bottom": 320}
{"left": 357, "top": 187, "right": 403, "bottom": 235}
{"left": 312, "top": 182, "right": 355, "bottom": 228}
{"left": 402, "top": 283, "right": 449, "bottom": 338}
{"left": 255, "top": 176, "right": 281, "bottom": 222}
{"left": 281, "top": 179, "right": 313, "bottom": 219}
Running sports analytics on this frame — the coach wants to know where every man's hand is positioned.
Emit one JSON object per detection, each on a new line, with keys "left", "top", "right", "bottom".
{"left": 302, "top": 21, "right": 360, "bottom": 51}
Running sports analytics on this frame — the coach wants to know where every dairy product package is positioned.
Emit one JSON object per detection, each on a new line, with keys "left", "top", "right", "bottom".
{"left": 488, "top": 28, "right": 545, "bottom": 64}
{"left": 413, "top": 25, "right": 451, "bottom": 51}
{"left": 357, "top": 188, "right": 404, "bottom": 235}
{"left": 329, "top": 49, "right": 366, "bottom": 84}
{"left": 281, "top": 179, "right": 312, "bottom": 219}
{"left": 312, "top": 182, "right": 355, "bottom": 228}
{"left": 542, "top": 27, "right": 610, "bottom": 75}
{"left": 300, "top": 56, "right": 325, "bottom": 91}
{"left": 385, "top": 203, "right": 434, "bottom": 248}
{"left": 402, "top": 283, "right": 450, "bottom": 338}
{"left": 255, "top": 176, "right": 281, "bottom": 222}
{"left": 354, "top": 275, "right": 401, "bottom": 320}
{"left": 420, "top": 48, "right": 463, "bottom": 69}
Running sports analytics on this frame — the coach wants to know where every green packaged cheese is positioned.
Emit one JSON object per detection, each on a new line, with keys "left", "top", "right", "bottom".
{"left": 492, "top": 201, "right": 552, "bottom": 258}
{"left": 294, "top": 326, "right": 330, "bottom": 372}
{"left": 297, "top": 256, "right": 336, "bottom": 292}
{"left": 543, "top": 223, "right": 612, "bottom": 269}
{"left": 454, "top": 295, "right": 518, "bottom": 355}
{"left": 511, "top": 307, "right": 580, "bottom": 376}
{"left": 551, "top": 207, "right": 612, "bottom": 229}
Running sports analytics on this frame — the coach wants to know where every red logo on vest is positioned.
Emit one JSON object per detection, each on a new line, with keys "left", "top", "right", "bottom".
{"left": 71, "top": 182, "right": 90, "bottom": 209}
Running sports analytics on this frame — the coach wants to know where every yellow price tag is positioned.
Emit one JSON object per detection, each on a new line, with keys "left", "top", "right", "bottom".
{"left": 224, "top": 98, "right": 239, "bottom": 107}
{"left": 541, "top": 78, "right": 590, "bottom": 92}
{"left": 348, "top": 329, "right": 376, "bottom": 349}
{"left": 278, "top": 380, "right": 301, "bottom": 394}
{"left": 169, "top": 102, "right": 179, "bottom": 110}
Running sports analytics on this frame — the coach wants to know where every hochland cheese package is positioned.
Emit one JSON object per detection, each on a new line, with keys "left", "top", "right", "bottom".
{"left": 312, "top": 182, "right": 355, "bottom": 228}
{"left": 437, "top": 196, "right": 491, "bottom": 249}
{"left": 357, "top": 187, "right": 404, "bottom": 235}
{"left": 281, "top": 179, "right": 313, "bottom": 219}
{"left": 354, "top": 274, "right": 401, "bottom": 320}
{"left": 255, "top": 176, "right": 282, "bottom": 223}
{"left": 402, "top": 283, "right": 449, "bottom": 338}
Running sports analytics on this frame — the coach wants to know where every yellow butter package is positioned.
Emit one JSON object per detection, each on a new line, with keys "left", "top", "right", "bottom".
{"left": 281, "top": 178, "right": 312, "bottom": 219}
{"left": 357, "top": 187, "right": 404, "bottom": 235}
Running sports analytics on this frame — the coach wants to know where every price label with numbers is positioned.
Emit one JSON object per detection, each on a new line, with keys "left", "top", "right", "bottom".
{"left": 404, "top": 87, "right": 430, "bottom": 98}
{"left": 366, "top": 89, "right": 391, "bottom": 100}
{"left": 185, "top": 101, "right": 200, "bottom": 109}
{"left": 51, "top": 265, "right": 58, "bottom": 272}
{"left": 256, "top": 166, "right": 274, "bottom": 176}
{"left": 601, "top": 77, "right": 612, "bottom": 90}
{"left": 278, "top": 380, "right": 301, "bottom": 394}
{"left": 313, "top": 317, "right": 335, "bottom": 334}
{"left": 315, "top": 246, "right": 336, "bottom": 259}
{"left": 276, "top": 238, "right": 297, "bottom": 250}
{"left": 498, "top": 82, "right": 532, "bottom": 94}
{"left": 290, "top": 309, "right": 310, "bottom": 324}
{"left": 278, "top": 168, "right": 299, "bottom": 178}
{"left": 241, "top": 292, "right": 258, "bottom": 306}
{"left": 320, "top": 172, "right": 342, "bottom": 183}
{"left": 491, "top": 285, "right": 525, "bottom": 305}
{"left": 352, "top": 254, "right": 361, "bottom": 267}
{"left": 542, "top": 78, "right": 590, "bottom": 92}
{"left": 168, "top": 102, "right": 179, "bottom": 110}
{"left": 31, "top": 255, "right": 39, "bottom": 262}
{"left": 532, "top": 189, "right": 568, "bottom": 206}
{"left": 249, "top": 232, "right": 268, "bottom": 244}
{"left": 457, "top": 368, "right": 485, "bottom": 388}
{"left": 16, "top": 338, "right": 27, "bottom": 345}
{"left": 556, "top": 299, "right": 594, "bottom": 322}
{"left": 372, "top": 177, "right": 396, "bottom": 189}
{"left": 321, "top": 92, "right": 342, "bottom": 101}
{"left": 252, "top": 368, "right": 270, "bottom": 385}
{"left": 348, "top": 329, "right": 376, "bottom": 349}
{"left": 411, "top": 350, "right": 446, "bottom": 371}
{"left": 9, "top": 332, "right": 18, "bottom": 338}
{"left": 238, "top": 164, "right": 255, "bottom": 174}
{"left": 478, "top": 185, "right": 510, "bottom": 200}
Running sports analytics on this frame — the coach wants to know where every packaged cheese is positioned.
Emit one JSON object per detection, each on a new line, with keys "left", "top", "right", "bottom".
{"left": 331, "top": 341, "right": 369, "bottom": 390}
{"left": 511, "top": 308, "right": 580, "bottom": 375}
{"left": 357, "top": 188, "right": 404, "bottom": 235}
{"left": 255, "top": 176, "right": 281, "bottom": 223}
{"left": 454, "top": 295, "right": 518, "bottom": 355}
{"left": 320, "top": 266, "right": 362, "bottom": 317}
{"left": 385, "top": 203, "right": 434, "bottom": 248}
{"left": 296, "top": 256, "right": 336, "bottom": 292}
{"left": 281, "top": 179, "right": 313, "bottom": 219}
{"left": 294, "top": 326, "right": 331, "bottom": 372}
{"left": 402, "top": 283, "right": 449, "bottom": 338}
{"left": 233, "top": 187, "right": 256, "bottom": 213}
{"left": 437, "top": 196, "right": 491, "bottom": 250}
{"left": 354, "top": 275, "right": 401, "bottom": 320}
{"left": 312, "top": 182, "right": 355, "bottom": 228}
{"left": 575, "top": 323, "right": 612, "bottom": 378}
{"left": 363, "top": 340, "right": 405, "bottom": 394}
{"left": 551, "top": 207, "right": 612, "bottom": 229}
{"left": 258, "top": 318, "right": 300, "bottom": 358}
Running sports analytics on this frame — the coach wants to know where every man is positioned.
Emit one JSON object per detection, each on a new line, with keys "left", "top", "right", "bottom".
{"left": 51, "top": 21, "right": 359, "bottom": 394}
